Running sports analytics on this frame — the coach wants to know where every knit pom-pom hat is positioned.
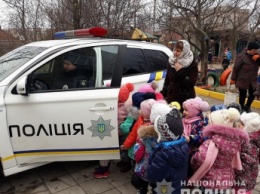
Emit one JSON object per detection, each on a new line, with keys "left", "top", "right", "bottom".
{"left": 150, "top": 103, "right": 171, "bottom": 123}
{"left": 154, "top": 108, "right": 183, "bottom": 143}
{"left": 182, "top": 97, "right": 209, "bottom": 117}
{"left": 240, "top": 112, "right": 260, "bottom": 133}
{"left": 132, "top": 92, "right": 156, "bottom": 108}
{"left": 138, "top": 81, "right": 158, "bottom": 93}
{"left": 140, "top": 99, "right": 158, "bottom": 119}
{"left": 208, "top": 108, "right": 240, "bottom": 127}
{"left": 118, "top": 83, "right": 134, "bottom": 103}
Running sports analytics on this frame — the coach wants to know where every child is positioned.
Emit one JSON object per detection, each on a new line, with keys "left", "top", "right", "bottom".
{"left": 120, "top": 98, "right": 157, "bottom": 157}
{"left": 233, "top": 112, "right": 260, "bottom": 194}
{"left": 131, "top": 101, "right": 172, "bottom": 194}
{"left": 94, "top": 83, "right": 134, "bottom": 178}
{"left": 147, "top": 108, "right": 189, "bottom": 194}
{"left": 138, "top": 81, "right": 158, "bottom": 93}
{"left": 138, "top": 81, "right": 165, "bottom": 102}
{"left": 189, "top": 108, "right": 249, "bottom": 192}
{"left": 131, "top": 92, "right": 156, "bottom": 109}
{"left": 117, "top": 106, "right": 140, "bottom": 172}
{"left": 118, "top": 83, "right": 134, "bottom": 127}
{"left": 222, "top": 55, "right": 230, "bottom": 70}
{"left": 182, "top": 97, "right": 209, "bottom": 145}
{"left": 182, "top": 97, "right": 209, "bottom": 178}
{"left": 132, "top": 124, "right": 158, "bottom": 194}
{"left": 149, "top": 102, "right": 172, "bottom": 124}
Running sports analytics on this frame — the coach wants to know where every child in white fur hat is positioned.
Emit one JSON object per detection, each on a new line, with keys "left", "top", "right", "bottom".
{"left": 189, "top": 108, "right": 249, "bottom": 192}
{"left": 233, "top": 112, "right": 260, "bottom": 194}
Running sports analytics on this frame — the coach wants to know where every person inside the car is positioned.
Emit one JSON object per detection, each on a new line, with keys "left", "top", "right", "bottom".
{"left": 53, "top": 51, "right": 93, "bottom": 90}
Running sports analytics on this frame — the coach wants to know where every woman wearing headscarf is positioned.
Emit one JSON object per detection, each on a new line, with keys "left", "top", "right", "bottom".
{"left": 160, "top": 40, "right": 198, "bottom": 112}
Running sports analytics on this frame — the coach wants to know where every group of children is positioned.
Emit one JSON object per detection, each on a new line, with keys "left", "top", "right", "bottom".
{"left": 94, "top": 81, "right": 260, "bottom": 194}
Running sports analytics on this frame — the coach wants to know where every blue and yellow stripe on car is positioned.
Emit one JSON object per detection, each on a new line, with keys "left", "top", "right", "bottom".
{"left": 1, "top": 147, "right": 120, "bottom": 162}
{"left": 148, "top": 70, "right": 167, "bottom": 83}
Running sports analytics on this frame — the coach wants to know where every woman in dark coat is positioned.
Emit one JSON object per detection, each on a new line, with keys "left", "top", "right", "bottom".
{"left": 160, "top": 40, "right": 198, "bottom": 112}
{"left": 230, "top": 41, "right": 260, "bottom": 113}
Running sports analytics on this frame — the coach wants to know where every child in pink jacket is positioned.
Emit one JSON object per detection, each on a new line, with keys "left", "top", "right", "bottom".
{"left": 182, "top": 97, "right": 209, "bottom": 177}
{"left": 189, "top": 108, "right": 249, "bottom": 192}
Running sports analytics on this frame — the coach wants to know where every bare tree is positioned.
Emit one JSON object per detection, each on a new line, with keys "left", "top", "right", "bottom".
{"left": 3, "top": 0, "right": 49, "bottom": 43}
{"left": 157, "top": 0, "right": 260, "bottom": 84}
{"left": 43, "top": 0, "right": 145, "bottom": 39}
{"left": 97, "top": 0, "right": 144, "bottom": 38}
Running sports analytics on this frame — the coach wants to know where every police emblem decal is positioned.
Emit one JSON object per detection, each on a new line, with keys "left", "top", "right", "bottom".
{"left": 154, "top": 179, "right": 175, "bottom": 194}
{"left": 87, "top": 116, "right": 115, "bottom": 140}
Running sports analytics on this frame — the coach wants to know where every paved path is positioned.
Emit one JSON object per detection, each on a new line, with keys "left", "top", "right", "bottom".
{"left": 0, "top": 95, "right": 259, "bottom": 194}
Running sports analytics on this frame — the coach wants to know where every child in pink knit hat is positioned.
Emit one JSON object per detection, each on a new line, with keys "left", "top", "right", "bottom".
{"left": 182, "top": 97, "right": 209, "bottom": 178}
{"left": 182, "top": 97, "right": 209, "bottom": 144}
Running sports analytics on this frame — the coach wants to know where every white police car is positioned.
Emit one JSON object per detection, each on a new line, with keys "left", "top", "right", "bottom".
{"left": 0, "top": 27, "right": 171, "bottom": 176}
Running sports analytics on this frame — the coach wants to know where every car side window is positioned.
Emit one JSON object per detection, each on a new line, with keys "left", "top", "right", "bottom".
{"left": 143, "top": 50, "right": 168, "bottom": 72}
{"left": 100, "top": 46, "right": 118, "bottom": 87}
{"left": 123, "top": 48, "right": 147, "bottom": 76}
{"left": 29, "top": 48, "right": 96, "bottom": 92}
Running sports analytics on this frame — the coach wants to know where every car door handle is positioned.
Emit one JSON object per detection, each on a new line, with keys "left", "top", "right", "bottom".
{"left": 89, "top": 106, "right": 114, "bottom": 111}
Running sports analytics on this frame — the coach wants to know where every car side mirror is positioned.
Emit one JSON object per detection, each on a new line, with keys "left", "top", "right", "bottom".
{"left": 16, "top": 76, "right": 29, "bottom": 96}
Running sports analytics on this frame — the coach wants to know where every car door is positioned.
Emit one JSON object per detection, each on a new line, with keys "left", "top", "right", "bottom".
{"left": 3, "top": 44, "right": 126, "bottom": 166}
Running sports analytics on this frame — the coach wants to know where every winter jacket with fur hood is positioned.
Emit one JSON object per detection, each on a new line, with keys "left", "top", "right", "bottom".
{"left": 133, "top": 125, "right": 158, "bottom": 181}
{"left": 191, "top": 124, "right": 249, "bottom": 190}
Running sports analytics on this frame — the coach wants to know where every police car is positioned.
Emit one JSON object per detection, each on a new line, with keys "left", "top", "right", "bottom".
{"left": 0, "top": 27, "right": 172, "bottom": 176}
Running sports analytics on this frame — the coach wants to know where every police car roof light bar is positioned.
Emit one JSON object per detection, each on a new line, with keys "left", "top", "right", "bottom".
{"left": 54, "top": 27, "right": 107, "bottom": 39}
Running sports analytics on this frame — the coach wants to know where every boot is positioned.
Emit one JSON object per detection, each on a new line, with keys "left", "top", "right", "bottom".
{"left": 93, "top": 165, "right": 109, "bottom": 179}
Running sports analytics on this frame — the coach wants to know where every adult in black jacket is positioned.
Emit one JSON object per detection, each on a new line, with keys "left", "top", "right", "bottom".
{"left": 160, "top": 40, "right": 198, "bottom": 112}
{"left": 53, "top": 51, "right": 94, "bottom": 89}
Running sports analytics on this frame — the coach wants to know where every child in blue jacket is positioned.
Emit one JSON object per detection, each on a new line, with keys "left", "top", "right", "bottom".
{"left": 147, "top": 108, "right": 189, "bottom": 194}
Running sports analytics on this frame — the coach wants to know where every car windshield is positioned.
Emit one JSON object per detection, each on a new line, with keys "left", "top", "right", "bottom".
{"left": 0, "top": 46, "right": 46, "bottom": 82}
